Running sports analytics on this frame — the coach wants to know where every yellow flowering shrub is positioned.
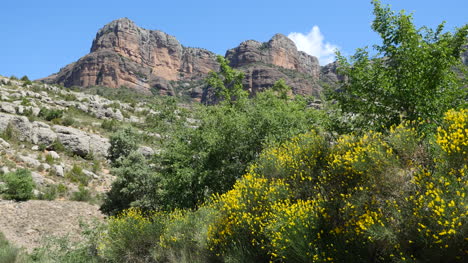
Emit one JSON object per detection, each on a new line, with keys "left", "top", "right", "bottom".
{"left": 202, "top": 110, "right": 468, "bottom": 262}
{"left": 266, "top": 198, "right": 330, "bottom": 262}
{"left": 400, "top": 168, "right": 468, "bottom": 261}
{"left": 207, "top": 170, "right": 290, "bottom": 260}
{"left": 324, "top": 131, "right": 398, "bottom": 197}
{"left": 437, "top": 109, "right": 468, "bottom": 165}
{"left": 255, "top": 130, "right": 327, "bottom": 198}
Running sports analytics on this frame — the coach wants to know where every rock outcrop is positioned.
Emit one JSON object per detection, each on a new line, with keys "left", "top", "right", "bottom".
{"left": 226, "top": 34, "right": 320, "bottom": 78}
{"left": 42, "top": 18, "right": 219, "bottom": 97}
{"left": 224, "top": 34, "right": 322, "bottom": 97}
{"left": 42, "top": 18, "right": 328, "bottom": 100}
{"left": 0, "top": 112, "right": 109, "bottom": 158}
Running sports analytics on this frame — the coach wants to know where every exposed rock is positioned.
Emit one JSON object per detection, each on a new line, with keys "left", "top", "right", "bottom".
{"left": 52, "top": 165, "right": 64, "bottom": 177}
{"left": 53, "top": 125, "right": 110, "bottom": 157}
{"left": 42, "top": 18, "right": 219, "bottom": 95}
{"left": 0, "top": 112, "right": 109, "bottom": 158}
{"left": 83, "top": 169, "right": 99, "bottom": 179}
{"left": 0, "top": 166, "right": 9, "bottom": 174}
{"left": 42, "top": 18, "right": 326, "bottom": 100}
{"left": 17, "top": 155, "right": 41, "bottom": 168}
{"left": 0, "top": 102, "right": 16, "bottom": 114}
{"left": 31, "top": 171, "right": 45, "bottom": 185}
{"left": 0, "top": 138, "right": 10, "bottom": 149}
{"left": 138, "top": 146, "right": 155, "bottom": 157}
{"left": 320, "top": 61, "right": 345, "bottom": 84}
{"left": 226, "top": 34, "right": 320, "bottom": 78}
{"left": 47, "top": 151, "right": 60, "bottom": 160}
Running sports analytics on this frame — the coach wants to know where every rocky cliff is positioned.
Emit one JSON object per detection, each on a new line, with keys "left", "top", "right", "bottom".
{"left": 42, "top": 18, "right": 219, "bottom": 98}
{"left": 43, "top": 18, "right": 333, "bottom": 100}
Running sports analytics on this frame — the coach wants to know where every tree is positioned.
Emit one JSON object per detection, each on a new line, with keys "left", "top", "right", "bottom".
{"left": 329, "top": 0, "right": 468, "bottom": 131}
{"left": 101, "top": 151, "right": 159, "bottom": 215}
{"left": 108, "top": 127, "right": 139, "bottom": 167}
{"left": 206, "top": 55, "right": 248, "bottom": 105}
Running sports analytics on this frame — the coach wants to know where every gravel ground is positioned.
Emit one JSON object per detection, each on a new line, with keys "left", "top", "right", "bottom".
{"left": 0, "top": 199, "right": 104, "bottom": 252}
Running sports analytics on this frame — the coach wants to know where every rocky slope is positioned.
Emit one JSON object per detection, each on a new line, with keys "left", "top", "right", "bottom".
{"left": 0, "top": 76, "right": 182, "bottom": 252}
{"left": 42, "top": 18, "right": 335, "bottom": 101}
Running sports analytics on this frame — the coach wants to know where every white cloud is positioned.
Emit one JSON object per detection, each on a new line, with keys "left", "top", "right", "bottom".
{"left": 288, "top": 26, "right": 339, "bottom": 65}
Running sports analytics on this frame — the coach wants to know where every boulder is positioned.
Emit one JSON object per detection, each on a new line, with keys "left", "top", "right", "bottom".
{"left": 0, "top": 102, "right": 16, "bottom": 114}
{"left": 17, "top": 155, "right": 41, "bottom": 168}
{"left": 53, "top": 125, "right": 110, "bottom": 157}
{"left": 52, "top": 165, "right": 64, "bottom": 177}
{"left": 47, "top": 151, "right": 60, "bottom": 160}
{"left": 0, "top": 138, "right": 10, "bottom": 149}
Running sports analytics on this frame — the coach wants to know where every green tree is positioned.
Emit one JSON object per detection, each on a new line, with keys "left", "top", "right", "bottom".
{"left": 156, "top": 88, "right": 321, "bottom": 210}
{"left": 329, "top": 0, "right": 468, "bottom": 131}
{"left": 101, "top": 151, "right": 158, "bottom": 215}
{"left": 206, "top": 55, "right": 248, "bottom": 104}
{"left": 108, "top": 127, "right": 139, "bottom": 167}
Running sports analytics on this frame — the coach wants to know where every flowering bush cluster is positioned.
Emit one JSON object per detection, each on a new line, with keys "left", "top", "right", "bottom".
{"left": 93, "top": 109, "right": 467, "bottom": 263}
{"left": 206, "top": 109, "right": 468, "bottom": 262}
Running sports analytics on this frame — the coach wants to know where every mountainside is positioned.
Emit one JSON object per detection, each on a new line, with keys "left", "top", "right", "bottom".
{"left": 42, "top": 18, "right": 336, "bottom": 101}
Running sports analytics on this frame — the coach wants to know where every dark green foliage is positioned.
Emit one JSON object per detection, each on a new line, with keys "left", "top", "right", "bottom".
{"left": 65, "top": 165, "right": 89, "bottom": 186}
{"left": 329, "top": 0, "right": 468, "bottom": 131}
{"left": 60, "top": 117, "right": 75, "bottom": 126}
{"left": 62, "top": 93, "right": 77, "bottom": 101}
{"left": 1, "top": 123, "right": 15, "bottom": 141}
{"left": 101, "top": 152, "right": 159, "bottom": 215}
{"left": 50, "top": 139, "right": 66, "bottom": 152}
{"left": 1, "top": 169, "right": 35, "bottom": 201}
{"left": 70, "top": 185, "right": 92, "bottom": 202}
{"left": 37, "top": 184, "right": 58, "bottom": 200}
{"left": 101, "top": 119, "right": 120, "bottom": 132}
{"left": 142, "top": 97, "right": 187, "bottom": 134}
{"left": 108, "top": 127, "right": 139, "bottom": 166}
{"left": 156, "top": 89, "right": 321, "bottom": 210}
{"left": 38, "top": 107, "right": 63, "bottom": 121}
{"left": 207, "top": 55, "right": 248, "bottom": 104}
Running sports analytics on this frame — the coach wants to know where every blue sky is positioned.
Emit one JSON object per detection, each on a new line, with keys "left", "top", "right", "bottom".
{"left": 1, "top": 0, "right": 466, "bottom": 80}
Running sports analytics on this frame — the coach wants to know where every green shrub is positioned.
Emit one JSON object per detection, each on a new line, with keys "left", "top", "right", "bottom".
{"left": 107, "top": 127, "right": 139, "bottom": 166}
{"left": 1, "top": 123, "right": 15, "bottom": 141}
{"left": 63, "top": 93, "right": 77, "bottom": 101}
{"left": 50, "top": 139, "right": 65, "bottom": 152}
{"left": 28, "top": 222, "right": 103, "bottom": 263}
{"left": 45, "top": 154, "right": 55, "bottom": 165}
{"left": 98, "top": 208, "right": 166, "bottom": 263}
{"left": 60, "top": 117, "right": 75, "bottom": 126}
{"left": 38, "top": 107, "right": 63, "bottom": 121}
{"left": 101, "top": 152, "right": 157, "bottom": 215}
{"left": 101, "top": 119, "right": 120, "bottom": 132}
{"left": 155, "top": 207, "right": 219, "bottom": 263}
{"left": 65, "top": 165, "right": 89, "bottom": 186}
{"left": 37, "top": 184, "right": 58, "bottom": 201}
{"left": 71, "top": 185, "right": 92, "bottom": 202}
{"left": 1, "top": 169, "right": 35, "bottom": 201}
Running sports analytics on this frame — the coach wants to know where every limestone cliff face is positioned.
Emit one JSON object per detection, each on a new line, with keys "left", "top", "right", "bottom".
{"left": 43, "top": 18, "right": 327, "bottom": 99}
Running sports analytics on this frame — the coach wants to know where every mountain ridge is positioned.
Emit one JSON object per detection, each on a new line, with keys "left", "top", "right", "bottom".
{"left": 42, "top": 18, "right": 335, "bottom": 101}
